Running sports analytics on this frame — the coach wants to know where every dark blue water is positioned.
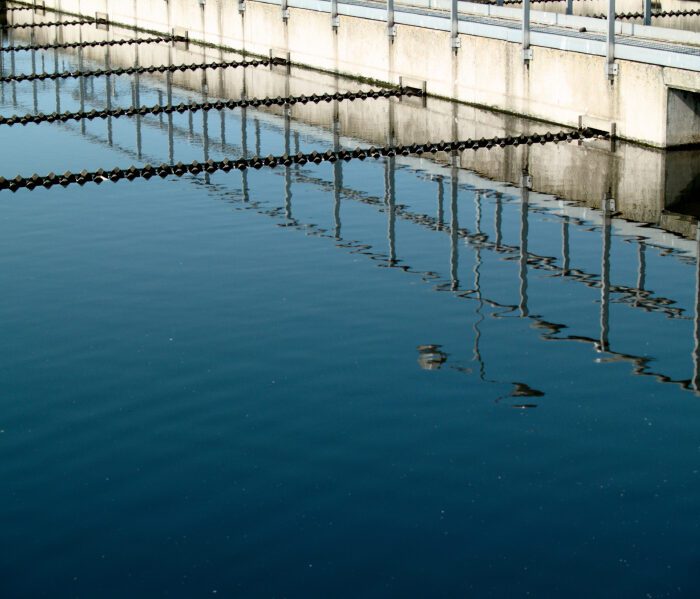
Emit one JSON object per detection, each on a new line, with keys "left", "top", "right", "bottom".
{"left": 2, "top": 24, "right": 700, "bottom": 598}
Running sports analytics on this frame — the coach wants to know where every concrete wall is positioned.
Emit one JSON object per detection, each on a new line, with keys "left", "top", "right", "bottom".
{"left": 10, "top": 0, "right": 700, "bottom": 147}
{"left": 5, "top": 16, "right": 699, "bottom": 237}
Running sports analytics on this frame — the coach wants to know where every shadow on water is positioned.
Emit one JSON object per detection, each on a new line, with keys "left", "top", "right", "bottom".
{"left": 3, "top": 15, "right": 700, "bottom": 405}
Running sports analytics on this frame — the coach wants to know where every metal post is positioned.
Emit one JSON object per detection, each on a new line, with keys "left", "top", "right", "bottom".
{"left": 281, "top": 0, "right": 289, "bottom": 21}
{"left": 606, "top": 0, "right": 617, "bottom": 79}
{"left": 451, "top": 0, "right": 460, "bottom": 49}
{"left": 331, "top": 0, "right": 339, "bottom": 30}
{"left": 522, "top": 0, "right": 532, "bottom": 62}
{"left": 387, "top": 0, "right": 396, "bottom": 39}
{"left": 566, "top": 0, "right": 573, "bottom": 15}
{"left": 643, "top": 0, "right": 651, "bottom": 26}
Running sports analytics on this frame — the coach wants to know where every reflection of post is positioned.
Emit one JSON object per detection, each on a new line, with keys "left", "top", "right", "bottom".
{"left": 241, "top": 85, "right": 250, "bottom": 203}
{"left": 473, "top": 190, "right": 486, "bottom": 380}
{"left": 495, "top": 193, "right": 502, "bottom": 248}
{"left": 78, "top": 46, "right": 86, "bottom": 135}
{"left": 9, "top": 29, "right": 16, "bottom": 106}
{"left": 30, "top": 29, "right": 37, "bottom": 113}
{"left": 0, "top": 30, "right": 4, "bottom": 103}
{"left": 284, "top": 105, "right": 293, "bottom": 220}
{"left": 519, "top": 171, "right": 530, "bottom": 317}
{"left": 202, "top": 80, "right": 210, "bottom": 184}
{"left": 53, "top": 46, "right": 60, "bottom": 113}
{"left": 693, "top": 224, "right": 700, "bottom": 391}
{"left": 600, "top": 194, "right": 612, "bottom": 352}
{"left": 105, "top": 45, "right": 114, "bottom": 146}
{"left": 333, "top": 99, "right": 342, "bottom": 239}
{"left": 636, "top": 241, "right": 646, "bottom": 307}
{"left": 255, "top": 118, "right": 261, "bottom": 157}
{"left": 436, "top": 176, "right": 444, "bottom": 231}
{"left": 385, "top": 155, "right": 396, "bottom": 265}
{"left": 166, "top": 45, "right": 174, "bottom": 163}
{"left": 133, "top": 45, "right": 142, "bottom": 159}
{"left": 450, "top": 160, "right": 459, "bottom": 290}
{"left": 562, "top": 215, "right": 569, "bottom": 275}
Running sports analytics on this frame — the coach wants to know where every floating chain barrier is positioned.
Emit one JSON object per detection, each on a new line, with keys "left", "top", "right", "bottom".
{"left": 0, "top": 128, "right": 604, "bottom": 192}
{"left": 4, "top": 5, "right": 37, "bottom": 11}
{"left": 0, "top": 57, "right": 284, "bottom": 84}
{"left": 0, "top": 87, "right": 416, "bottom": 128}
{"left": 592, "top": 9, "right": 700, "bottom": 18}
{"left": 0, "top": 35, "right": 186, "bottom": 54}
{"left": 1, "top": 17, "right": 100, "bottom": 30}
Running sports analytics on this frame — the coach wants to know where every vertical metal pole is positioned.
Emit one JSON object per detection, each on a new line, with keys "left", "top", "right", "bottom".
{"left": 606, "top": 0, "right": 617, "bottom": 79}
{"left": 331, "top": 0, "right": 339, "bottom": 30}
{"left": 451, "top": 0, "right": 460, "bottom": 49}
{"left": 566, "top": 0, "right": 573, "bottom": 15}
{"left": 643, "top": 0, "right": 651, "bottom": 26}
{"left": 387, "top": 0, "right": 395, "bottom": 39}
{"left": 281, "top": 0, "right": 289, "bottom": 21}
{"left": 522, "top": 0, "right": 532, "bottom": 62}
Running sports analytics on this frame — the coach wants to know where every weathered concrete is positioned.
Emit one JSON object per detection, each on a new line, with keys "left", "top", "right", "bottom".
{"left": 13, "top": 0, "right": 700, "bottom": 148}
{"left": 5, "top": 16, "right": 698, "bottom": 237}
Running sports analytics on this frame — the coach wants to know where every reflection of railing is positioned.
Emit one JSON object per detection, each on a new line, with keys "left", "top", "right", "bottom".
{"left": 4, "top": 35, "right": 700, "bottom": 399}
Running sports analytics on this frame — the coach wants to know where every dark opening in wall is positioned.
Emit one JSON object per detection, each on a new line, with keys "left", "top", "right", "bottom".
{"left": 667, "top": 87, "right": 700, "bottom": 148}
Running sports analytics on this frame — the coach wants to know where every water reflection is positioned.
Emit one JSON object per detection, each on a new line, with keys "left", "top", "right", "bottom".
{"left": 3, "top": 22, "right": 700, "bottom": 401}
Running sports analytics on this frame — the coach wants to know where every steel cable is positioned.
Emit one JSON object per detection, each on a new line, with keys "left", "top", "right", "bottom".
{"left": 0, "top": 35, "right": 186, "bottom": 53}
{"left": 1, "top": 18, "right": 100, "bottom": 30}
{"left": 0, "top": 87, "right": 418, "bottom": 128}
{"left": 0, "top": 128, "right": 604, "bottom": 192}
{"left": 0, "top": 56, "right": 284, "bottom": 84}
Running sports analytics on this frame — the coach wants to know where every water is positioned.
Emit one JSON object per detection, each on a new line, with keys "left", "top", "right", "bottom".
{"left": 2, "top": 19, "right": 700, "bottom": 598}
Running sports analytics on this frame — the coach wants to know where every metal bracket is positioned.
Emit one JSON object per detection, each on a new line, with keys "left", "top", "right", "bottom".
{"left": 606, "top": 63, "right": 618, "bottom": 79}
{"left": 522, "top": 48, "right": 533, "bottom": 62}
{"left": 451, "top": 38, "right": 461, "bottom": 49}
{"left": 387, "top": 25, "right": 397, "bottom": 38}
{"left": 238, "top": 0, "right": 246, "bottom": 14}
{"left": 95, "top": 12, "right": 109, "bottom": 31}
{"left": 522, "top": 173, "right": 533, "bottom": 190}
{"left": 281, "top": 8, "right": 290, "bottom": 20}
{"left": 173, "top": 27, "right": 189, "bottom": 49}
{"left": 331, "top": 16, "right": 339, "bottom": 29}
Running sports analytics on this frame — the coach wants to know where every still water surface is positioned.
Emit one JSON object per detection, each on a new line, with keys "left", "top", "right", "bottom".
{"left": 2, "top": 22, "right": 700, "bottom": 598}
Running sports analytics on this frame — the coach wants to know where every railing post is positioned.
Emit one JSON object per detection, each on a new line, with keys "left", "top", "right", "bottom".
{"left": 451, "top": 0, "right": 460, "bottom": 49}
{"left": 281, "top": 0, "right": 289, "bottom": 21}
{"left": 522, "top": 0, "right": 532, "bottom": 62}
{"left": 566, "top": 0, "right": 573, "bottom": 15}
{"left": 331, "top": 0, "right": 339, "bottom": 30}
{"left": 387, "top": 0, "right": 396, "bottom": 39}
{"left": 606, "top": 0, "right": 617, "bottom": 79}
{"left": 643, "top": 0, "right": 651, "bottom": 26}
